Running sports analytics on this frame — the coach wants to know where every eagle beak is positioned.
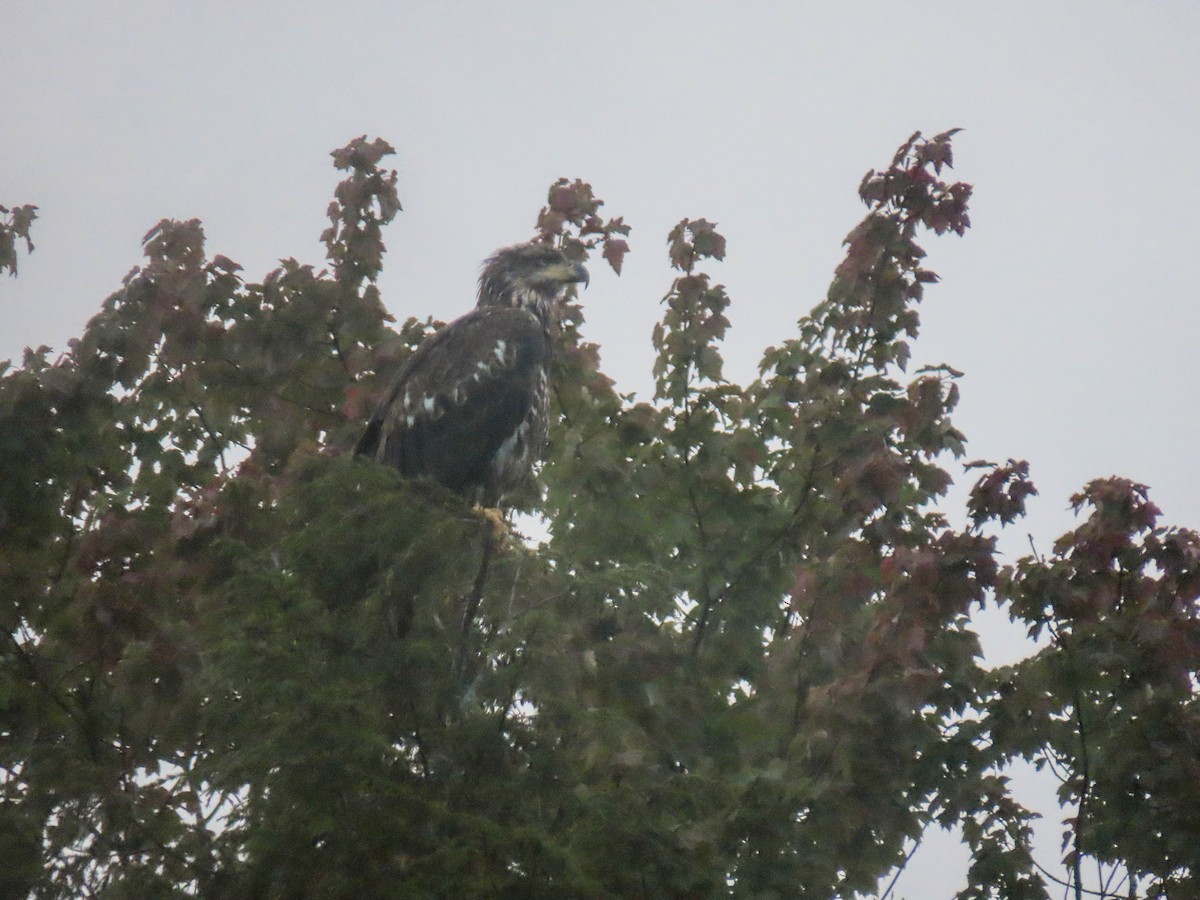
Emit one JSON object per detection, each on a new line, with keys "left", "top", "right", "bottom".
{"left": 571, "top": 262, "right": 590, "bottom": 288}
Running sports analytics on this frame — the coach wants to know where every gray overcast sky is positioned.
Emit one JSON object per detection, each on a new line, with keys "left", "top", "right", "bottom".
{"left": 4, "top": 2, "right": 1199, "bottom": 895}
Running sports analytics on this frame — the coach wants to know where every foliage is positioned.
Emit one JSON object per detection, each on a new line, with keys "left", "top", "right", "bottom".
{"left": 2, "top": 132, "right": 1196, "bottom": 898}
{"left": 1, "top": 203, "right": 38, "bottom": 278}
{"left": 991, "top": 477, "right": 1200, "bottom": 897}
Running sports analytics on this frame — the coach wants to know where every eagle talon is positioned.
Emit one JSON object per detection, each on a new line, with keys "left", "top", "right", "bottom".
{"left": 473, "top": 504, "right": 508, "bottom": 541}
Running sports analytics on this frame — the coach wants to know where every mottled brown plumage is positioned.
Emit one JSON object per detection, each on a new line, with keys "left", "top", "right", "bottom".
{"left": 356, "top": 242, "right": 588, "bottom": 506}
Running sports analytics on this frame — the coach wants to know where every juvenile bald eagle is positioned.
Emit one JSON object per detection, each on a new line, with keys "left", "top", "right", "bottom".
{"left": 355, "top": 242, "right": 588, "bottom": 507}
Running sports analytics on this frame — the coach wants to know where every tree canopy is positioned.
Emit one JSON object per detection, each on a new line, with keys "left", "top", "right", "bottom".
{"left": 2, "top": 132, "right": 1197, "bottom": 898}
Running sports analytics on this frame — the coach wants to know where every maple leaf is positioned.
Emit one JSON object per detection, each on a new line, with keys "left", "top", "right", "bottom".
{"left": 602, "top": 237, "right": 630, "bottom": 275}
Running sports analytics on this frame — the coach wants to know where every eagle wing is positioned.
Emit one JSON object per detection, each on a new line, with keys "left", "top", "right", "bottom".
{"left": 356, "top": 307, "right": 550, "bottom": 500}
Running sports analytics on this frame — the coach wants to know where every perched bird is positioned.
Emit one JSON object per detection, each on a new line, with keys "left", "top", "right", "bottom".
{"left": 356, "top": 241, "right": 588, "bottom": 508}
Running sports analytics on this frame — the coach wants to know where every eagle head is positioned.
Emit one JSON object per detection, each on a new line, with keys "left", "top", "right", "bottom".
{"left": 477, "top": 242, "right": 589, "bottom": 313}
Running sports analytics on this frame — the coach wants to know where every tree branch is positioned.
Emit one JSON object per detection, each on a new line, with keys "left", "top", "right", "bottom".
{"left": 456, "top": 526, "right": 497, "bottom": 678}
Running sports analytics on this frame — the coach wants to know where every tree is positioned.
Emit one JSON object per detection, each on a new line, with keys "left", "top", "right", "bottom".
{"left": 2, "top": 132, "right": 1196, "bottom": 898}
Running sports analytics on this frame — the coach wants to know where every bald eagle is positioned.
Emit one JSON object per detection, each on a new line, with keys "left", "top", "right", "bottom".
{"left": 355, "top": 242, "right": 588, "bottom": 507}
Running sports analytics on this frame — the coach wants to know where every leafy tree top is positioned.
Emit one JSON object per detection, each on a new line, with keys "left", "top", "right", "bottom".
{"left": 1, "top": 131, "right": 1196, "bottom": 899}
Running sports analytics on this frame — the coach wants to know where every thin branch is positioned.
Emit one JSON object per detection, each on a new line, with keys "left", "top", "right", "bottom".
{"left": 456, "top": 526, "right": 497, "bottom": 678}
{"left": 1000, "top": 816, "right": 1113, "bottom": 898}
{"left": 686, "top": 479, "right": 717, "bottom": 656}
{"left": 1028, "top": 533, "right": 1044, "bottom": 564}
{"left": 879, "top": 837, "right": 923, "bottom": 900}
{"left": 496, "top": 626, "right": 538, "bottom": 738}
{"left": 1072, "top": 684, "right": 1091, "bottom": 900}
{"left": 1042, "top": 748, "right": 1070, "bottom": 785}
{"left": 189, "top": 401, "right": 228, "bottom": 471}
{"left": 3, "top": 629, "right": 82, "bottom": 727}
{"left": 992, "top": 788, "right": 1132, "bottom": 900}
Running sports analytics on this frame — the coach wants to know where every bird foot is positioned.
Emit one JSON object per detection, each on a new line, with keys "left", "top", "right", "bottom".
{"left": 472, "top": 504, "right": 508, "bottom": 542}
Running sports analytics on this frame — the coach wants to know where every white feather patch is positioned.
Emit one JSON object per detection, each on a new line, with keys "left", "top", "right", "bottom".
{"left": 494, "top": 420, "right": 529, "bottom": 469}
